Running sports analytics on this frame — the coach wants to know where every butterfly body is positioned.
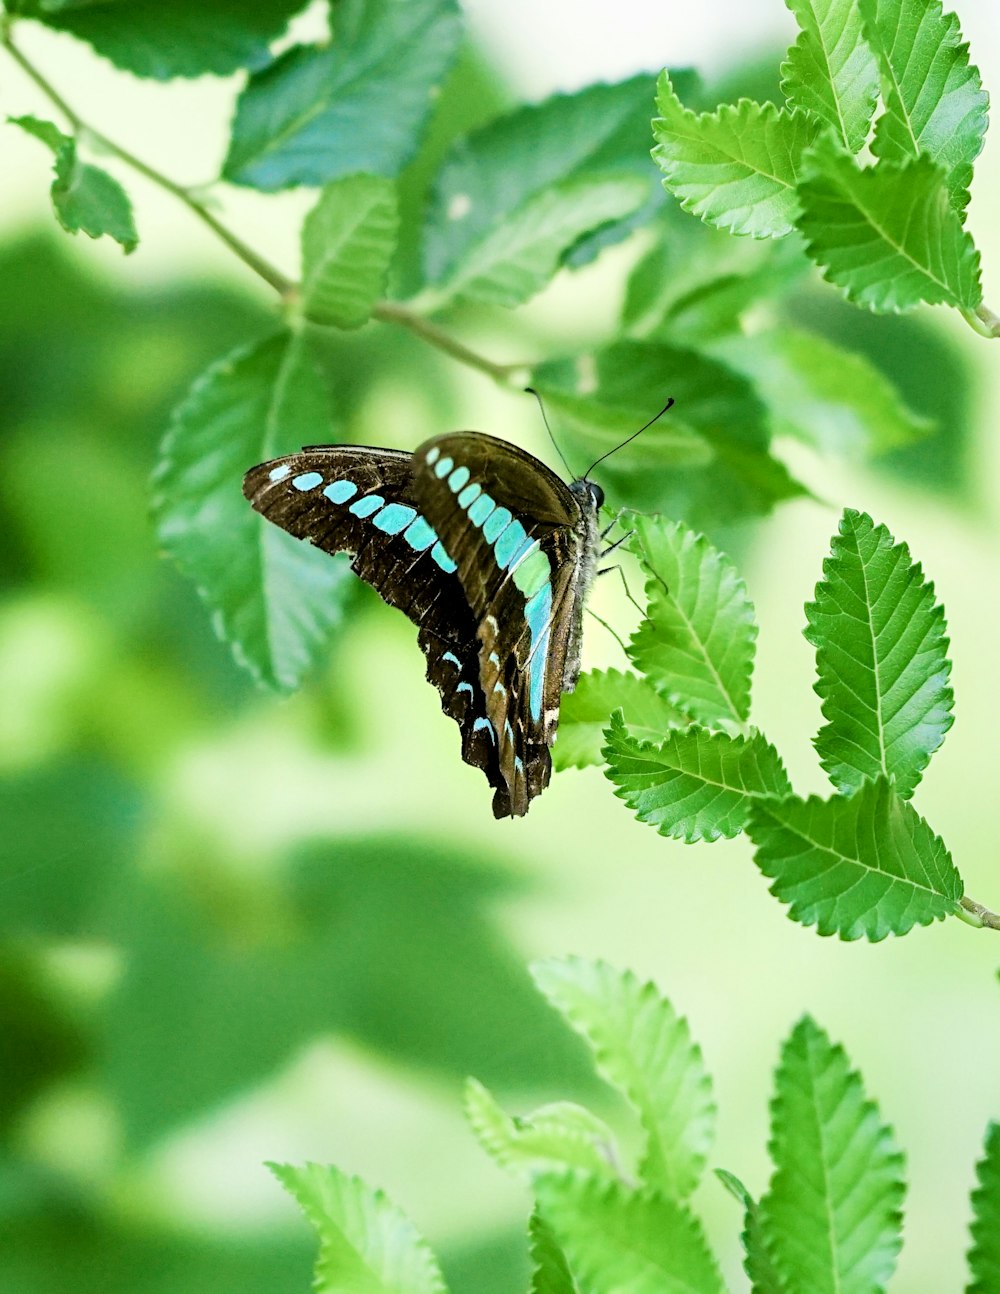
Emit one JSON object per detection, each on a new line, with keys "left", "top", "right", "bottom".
{"left": 243, "top": 432, "right": 603, "bottom": 818}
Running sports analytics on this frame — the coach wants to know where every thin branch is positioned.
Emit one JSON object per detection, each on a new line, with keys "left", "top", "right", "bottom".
{"left": 371, "top": 301, "right": 525, "bottom": 385}
{"left": 962, "top": 302, "right": 1000, "bottom": 340}
{"left": 958, "top": 896, "right": 1000, "bottom": 931}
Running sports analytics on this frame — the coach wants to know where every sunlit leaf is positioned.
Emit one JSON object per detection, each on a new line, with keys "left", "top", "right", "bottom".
{"left": 796, "top": 137, "right": 982, "bottom": 312}
{"left": 781, "top": 0, "right": 880, "bottom": 152}
{"left": 604, "top": 713, "right": 790, "bottom": 842}
{"left": 759, "top": 1016, "right": 905, "bottom": 1294}
{"left": 301, "top": 176, "right": 399, "bottom": 327}
{"left": 747, "top": 777, "right": 963, "bottom": 940}
{"left": 528, "top": 1212, "right": 577, "bottom": 1294}
{"left": 968, "top": 1123, "right": 1000, "bottom": 1294}
{"left": 806, "top": 509, "right": 953, "bottom": 797}
{"left": 532, "top": 958, "right": 714, "bottom": 1199}
{"left": 554, "top": 670, "right": 684, "bottom": 771}
{"left": 270, "top": 1162, "right": 448, "bottom": 1294}
{"left": 715, "top": 1170, "right": 789, "bottom": 1294}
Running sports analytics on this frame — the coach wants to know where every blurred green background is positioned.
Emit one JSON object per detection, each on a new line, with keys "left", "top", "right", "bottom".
{"left": 2, "top": 4, "right": 1000, "bottom": 1291}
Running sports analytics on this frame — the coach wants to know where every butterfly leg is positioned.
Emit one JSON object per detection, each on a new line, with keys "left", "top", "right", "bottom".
{"left": 597, "top": 563, "right": 645, "bottom": 618}
{"left": 600, "top": 530, "right": 635, "bottom": 560}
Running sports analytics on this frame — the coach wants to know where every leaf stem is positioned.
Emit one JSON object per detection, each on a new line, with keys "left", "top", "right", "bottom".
{"left": 957, "top": 896, "right": 1000, "bottom": 930}
{"left": 961, "top": 303, "right": 1000, "bottom": 339}
{"left": 371, "top": 301, "right": 524, "bottom": 385}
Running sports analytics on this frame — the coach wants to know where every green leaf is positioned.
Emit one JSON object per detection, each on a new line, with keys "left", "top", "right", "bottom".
{"left": 759, "top": 1016, "right": 905, "bottom": 1294}
{"left": 301, "top": 176, "right": 399, "bottom": 328}
{"left": 968, "top": 1123, "right": 1000, "bottom": 1293}
{"left": 858, "top": 0, "right": 989, "bottom": 209}
{"left": 532, "top": 958, "right": 714, "bottom": 1199}
{"left": 780, "top": 0, "right": 880, "bottom": 152}
{"left": 13, "top": 0, "right": 310, "bottom": 79}
{"left": 222, "top": 0, "right": 462, "bottom": 190}
{"left": 805, "top": 509, "right": 953, "bottom": 797}
{"left": 554, "top": 670, "right": 685, "bottom": 771}
{"left": 796, "top": 136, "right": 983, "bottom": 312}
{"left": 528, "top": 1212, "right": 577, "bottom": 1294}
{"left": 422, "top": 74, "right": 680, "bottom": 287}
{"left": 9, "top": 115, "right": 137, "bottom": 253}
{"left": 270, "top": 1162, "right": 448, "bottom": 1294}
{"left": 711, "top": 328, "right": 932, "bottom": 456}
{"left": 747, "top": 776, "right": 963, "bottom": 940}
{"left": 627, "top": 513, "right": 757, "bottom": 732}
{"left": 463, "top": 1079, "right": 619, "bottom": 1181}
{"left": 652, "top": 71, "right": 822, "bottom": 238}
{"left": 152, "top": 332, "right": 351, "bottom": 691}
{"left": 715, "top": 1170, "right": 789, "bottom": 1294}
{"left": 604, "top": 713, "right": 791, "bottom": 843}
{"left": 534, "top": 1173, "right": 725, "bottom": 1294}
{"left": 433, "top": 175, "right": 647, "bottom": 308}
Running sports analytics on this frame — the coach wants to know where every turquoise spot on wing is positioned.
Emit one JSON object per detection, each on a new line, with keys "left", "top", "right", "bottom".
{"left": 268, "top": 464, "right": 291, "bottom": 481}
{"left": 506, "top": 534, "right": 536, "bottom": 571}
{"left": 442, "top": 652, "right": 461, "bottom": 667}
{"left": 431, "top": 542, "right": 457, "bottom": 573}
{"left": 494, "top": 519, "right": 528, "bottom": 569}
{"left": 473, "top": 716, "right": 496, "bottom": 744}
{"left": 514, "top": 756, "right": 525, "bottom": 776}
{"left": 324, "top": 479, "right": 357, "bottom": 503}
{"left": 403, "top": 515, "right": 437, "bottom": 551}
{"left": 483, "top": 507, "right": 512, "bottom": 544}
{"left": 525, "top": 583, "right": 553, "bottom": 721}
{"left": 457, "top": 682, "right": 474, "bottom": 698}
{"left": 292, "top": 471, "right": 323, "bottom": 491}
{"left": 468, "top": 493, "right": 495, "bottom": 527}
{"left": 434, "top": 456, "right": 454, "bottom": 479}
{"left": 513, "top": 547, "right": 550, "bottom": 598}
{"left": 426, "top": 446, "right": 440, "bottom": 465}
{"left": 373, "top": 502, "right": 417, "bottom": 534}
{"left": 350, "top": 493, "right": 383, "bottom": 518}
{"left": 448, "top": 465, "right": 470, "bottom": 492}
{"left": 458, "top": 482, "right": 481, "bottom": 509}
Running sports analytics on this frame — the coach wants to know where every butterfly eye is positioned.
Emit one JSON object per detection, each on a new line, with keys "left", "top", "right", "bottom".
{"left": 587, "top": 481, "right": 605, "bottom": 509}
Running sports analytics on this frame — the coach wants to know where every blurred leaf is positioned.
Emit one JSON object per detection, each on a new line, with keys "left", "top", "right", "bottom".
{"left": 780, "top": 0, "right": 879, "bottom": 152}
{"left": 528, "top": 1213, "right": 577, "bottom": 1294}
{"left": 434, "top": 175, "right": 646, "bottom": 307}
{"left": 301, "top": 176, "right": 400, "bottom": 327}
{"left": 805, "top": 509, "right": 953, "bottom": 797}
{"left": 532, "top": 958, "right": 714, "bottom": 1199}
{"left": 711, "top": 327, "right": 932, "bottom": 455}
{"left": 653, "top": 72, "right": 821, "bottom": 238}
{"left": 714, "top": 1170, "right": 789, "bottom": 1294}
{"left": 747, "top": 777, "right": 963, "bottom": 940}
{"left": 152, "top": 331, "right": 352, "bottom": 692}
{"left": 626, "top": 513, "right": 757, "bottom": 732}
{"left": 422, "top": 74, "right": 681, "bottom": 288}
{"left": 534, "top": 1172, "right": 725, "bottom": 1294}
{"left": 10, "top": 0, "right": 310, "bottom": 79}
{"left": 554, "top": 670, "right": 684, "bottom": 771}
{"left": 859, "top": 0, "right": 988, "bottom": 209}
{"left": 223, "top": 0, "right": 462, "bottom": 190}
{"left": 464, "top": 1079, "right": 619, "bottom": 1181}
{"left": 603, "top": 713, "right": 791, "bottom": 843}
{"left": 968, "top": 1123, "right": 1000, "bottom": 1293}
{"left": 270, "top": 1162, "right": 448, "bottom": 1294}
{"left": 9, "top": 116, "right": 137, "bottom": 253}
{"left": 796, "top": 139, "right": 982, "bottom": 312}
{"left": 759, "top": 1016, "right": 905, "bottom": 1294}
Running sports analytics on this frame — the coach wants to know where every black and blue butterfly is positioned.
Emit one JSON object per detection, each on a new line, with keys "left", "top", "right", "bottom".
{"left": 243, "top": 400, "right": 670, "bottom": 817}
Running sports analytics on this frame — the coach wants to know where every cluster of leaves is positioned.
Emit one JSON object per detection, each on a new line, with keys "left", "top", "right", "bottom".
{"left": 652, "top": 0, "right": 990, "bottom": 327}
{"left": 559, "top": 505, "right": 968, "bottom": 939}
{"left": 274, "top": 956, "right": 1000, "bottom": 1293}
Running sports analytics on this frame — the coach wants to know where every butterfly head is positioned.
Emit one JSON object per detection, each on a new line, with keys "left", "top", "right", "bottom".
{"left": 569, "top": 477, "right": 605, "bottom": 512}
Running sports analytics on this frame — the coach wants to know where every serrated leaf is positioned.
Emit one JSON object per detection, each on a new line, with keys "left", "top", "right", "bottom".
{"left": 152, "top": 332, "right": 351, "bottom": 691}
{"left": 711, "top": 328, "right": 932, "bottom": 456}
{"left": 13, "top": 0, "right": 309, "bottom": 79}
{"left": 626, "top": 513, "right": 757, "bottom": 732}
{"left": 715, "top": 1170, "right": 789, "bottom": 1294}
{"left": 534, "top": 1173, "right": 725, "bottom": 1294}
{"left": 604, "top": 713, "right": 791, "bottom": 843}
{"left": 554, "top": 670, "right": 685, "bottom": 771}
{"left": 796, "top": 137, "right": 982, "bottom": 312}
{"left": 222, "top": 0, "right": 461, "bottom": 190}
{"left": 528, "top": 1212, "right": 578, "bottom": 1294}
{"left": 653, "top": 72, "right": 822, "bottom": 238}
{"left": 858, "top": 0, "right": 989, "bottom": 209}
{"left": 9, "top": 115, "right": 137, "bottom": 253}
{"left": 747, "top": 776, "right": 963, "bottom": 940}
{"left": 463, "top": 1079, "right": 618, "bottom": 1182}
{"left": 433, "top": 175, "right": 646, "bottom": 308}
{"left": 422, "top": 74, "right": 682, "bottom": 288}
{"left": 968, "top": 1122, "right": 1000, "bottom": 1293}
{"left": 780, "top": 0, "right": 880, "bottom": 153}
{"left": 269, "top": 1162, "right": 448, "bottom": 1294}
{"left": 532, "top": 958, "right": 714, "bottom": 1199}
{"left": 805, "top": 509, "right": 953, "bottom": 797}
{"left": 759, "top": 1017, "right": 905, "bottom": 1294}
{"left": 301, "top": 176, "right": 399, "bottom": 328}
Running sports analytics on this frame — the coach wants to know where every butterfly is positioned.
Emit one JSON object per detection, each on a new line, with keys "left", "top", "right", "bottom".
{"left": 243, "top": 398, "right": 672, "bottom": 818}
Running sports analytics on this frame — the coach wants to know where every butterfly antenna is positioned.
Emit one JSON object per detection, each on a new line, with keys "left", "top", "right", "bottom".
{"left": 584, "top": 398, "right": 675, "bottom": 479}
{"left": 524, "top": 386, "right": 576, "bottom": 480}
